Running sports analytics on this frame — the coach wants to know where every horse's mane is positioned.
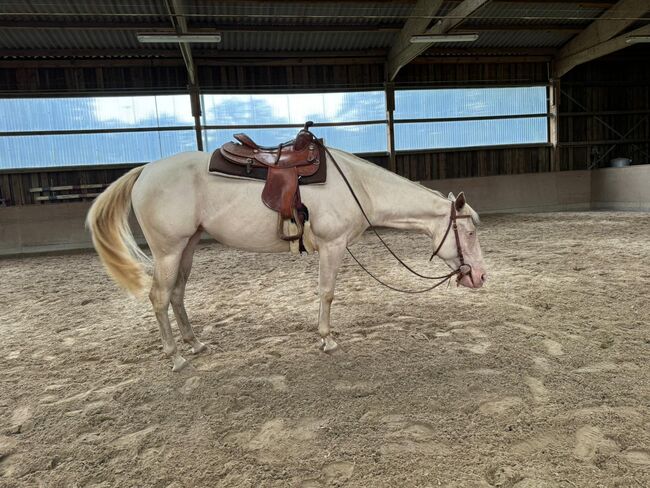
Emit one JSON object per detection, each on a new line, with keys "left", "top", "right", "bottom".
{"left": 333, "top": 148, "right": 480, "bottom": 225}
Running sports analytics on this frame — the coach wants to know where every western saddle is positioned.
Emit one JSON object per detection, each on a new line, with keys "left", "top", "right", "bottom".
{"left": 209, "top": 121, "right": 326, "bottom": 245}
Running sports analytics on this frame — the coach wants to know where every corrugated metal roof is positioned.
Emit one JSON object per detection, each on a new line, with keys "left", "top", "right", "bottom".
{"left": 0, "top": 29, "right": 142, "bottom": 50}
{"left": 436, "top": 30, "right": 574, "bottom": 49}
{"left": 187, "top": 1, "right": 412, "bottom": 26}
{"left": 0, "top": 1, "right": 638, "bottom": 59}
{"left": 214, "top": 30, "right": 396, "bottom": 52}
{"left": 1, "top": 0, "right": 168, "bottom": 23}
{"left": 467, "top": 2, "right": 607, "bottom": 25}
{"left": 0, "top": 29, "right": 396, "bottom": 53}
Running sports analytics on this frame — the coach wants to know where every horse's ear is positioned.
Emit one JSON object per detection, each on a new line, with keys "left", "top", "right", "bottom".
{"left": 448, "top": 192, "right": 455, "bottom": 200}
{"left": 455, "top": 191, "right": 466, "bottom": 211}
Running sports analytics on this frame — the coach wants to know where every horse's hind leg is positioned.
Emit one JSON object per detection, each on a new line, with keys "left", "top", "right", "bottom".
{"left": 170, "top": 229, "right": 206, "bottom": 354}
{"left": 149, "top": 242, "right": 189, "bottom": 372}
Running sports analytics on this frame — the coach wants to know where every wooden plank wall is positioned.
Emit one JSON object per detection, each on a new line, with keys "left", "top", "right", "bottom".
{"left": 2, "top": 52, "right": 648, "bottom": 206}
{"left": 0, "top": 166, "right": 134, "bottom": 206}
{"left": 396, "top": 146, "right": 551, "bottom": 180}
{"left": 397, "top": 61, "right": 549, "bottom": 87}
{"left": 0, "top": 62, "right": 189, "bottom": 95}
{"left": 199, "top": 62, "right": 386, "bottom": 91}
{"left": 559, "top": 48, "right": 650, "bottom": 170}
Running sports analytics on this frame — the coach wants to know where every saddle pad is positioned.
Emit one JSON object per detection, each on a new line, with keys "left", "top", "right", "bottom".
{"left": 221, "top": 141, "right": 320, "bottom": 168}
{"left": 208, "top": 145, "right": 327, "bottom": 185}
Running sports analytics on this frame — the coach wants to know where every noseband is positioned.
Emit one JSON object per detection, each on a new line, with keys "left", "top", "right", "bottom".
{"left": 429, "top": 201, "right": 473, "bottom": 280}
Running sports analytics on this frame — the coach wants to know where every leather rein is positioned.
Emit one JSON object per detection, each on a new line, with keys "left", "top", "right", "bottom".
{"left": 311, "top": 135, "right": 472, "bottom": 294}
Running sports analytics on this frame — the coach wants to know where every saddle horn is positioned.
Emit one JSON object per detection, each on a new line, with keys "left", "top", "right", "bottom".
{"left": 294, "top": 121, "right": 316, "bottom": 151}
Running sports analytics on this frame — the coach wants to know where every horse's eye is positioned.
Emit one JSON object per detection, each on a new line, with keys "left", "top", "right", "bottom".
{"left": 469, "top": 231, "right": 475, "bottom": 237}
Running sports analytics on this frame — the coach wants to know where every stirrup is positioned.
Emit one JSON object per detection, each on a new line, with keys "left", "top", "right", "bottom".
{"left": 277, "top": 208, "right": 304, "bottom": 241}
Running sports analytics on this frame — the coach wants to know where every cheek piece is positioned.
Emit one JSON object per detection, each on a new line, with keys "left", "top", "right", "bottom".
{"left": 429, "top": 201, "right": 473, "bottom": 282}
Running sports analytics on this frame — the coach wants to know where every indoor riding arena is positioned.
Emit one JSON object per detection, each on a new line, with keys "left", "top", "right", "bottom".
{"left": 1, "top": 2, "right": 649, "bottom": 488}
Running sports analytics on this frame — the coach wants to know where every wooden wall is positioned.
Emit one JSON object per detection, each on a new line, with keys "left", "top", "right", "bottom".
{"left": 1, "top": 51, "right": 648, "bottom": 207}
{"left": 395, "top": 146, "right": 551, "bottom": 180}
{"left": 559, "top": 47, "right": 650, "bottom": 170}
{"left": 0, "top": 165, "right": 133, "bottom": 206}
{"left": 0, "top": 61, "right": 189, "bottom": 95}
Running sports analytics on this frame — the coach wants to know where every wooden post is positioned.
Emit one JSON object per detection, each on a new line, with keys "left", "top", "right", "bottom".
{"left": 549, "top": 78, "right": 560, "bottom": 171}
{"left": 189, "top": 81, "right": 203, "bottom": 151}
{"left": 385, "top": 81, "right": 396, "bottom": 173}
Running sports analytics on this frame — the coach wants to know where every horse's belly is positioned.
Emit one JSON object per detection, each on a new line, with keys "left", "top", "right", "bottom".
{"left": 200, "top": 177, "right": 291, "bottom": 253}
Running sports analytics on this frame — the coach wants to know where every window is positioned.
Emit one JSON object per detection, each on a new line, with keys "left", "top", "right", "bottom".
{"left": 0, "top": 87, "right": 549, "bottom": 170}
{"left": 0, "top": 95, "right": 195, "bottom": 169}
{"left": 394, "top": 86, "right": 548, "bottom": 151}
{"left": 202, "top": 91, "right": 387, "bottom": 154}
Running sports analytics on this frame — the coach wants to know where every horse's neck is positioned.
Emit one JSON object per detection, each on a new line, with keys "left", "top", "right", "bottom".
{"left": 345, "top": 155, "right": 449, "bottom": 235}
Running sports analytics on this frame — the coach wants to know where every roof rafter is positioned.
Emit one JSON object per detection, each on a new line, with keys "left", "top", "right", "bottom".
{"left": 387, "top": 0, "right": 492, "bottom": 81}
{"left": 555, "top": 0, "right": 649, "bottom": 76}
{"left": 387, "top": 0, "right": 445, "bottom": 81}
{"left": 554, "top": 22, "right": 650, "bottom": 77}
{"left": 164, "top": 0, "right": 197, "bottom": 84}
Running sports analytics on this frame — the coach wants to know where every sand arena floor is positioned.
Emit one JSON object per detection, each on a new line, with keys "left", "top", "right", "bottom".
{"left": 0, "top": 211, "right": 649, "bottom": 487}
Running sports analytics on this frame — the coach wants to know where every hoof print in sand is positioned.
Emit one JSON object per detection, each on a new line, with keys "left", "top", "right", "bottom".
{"left": 179, "top": 376, "right": 201, "bottom": 395}
{"left": 622, "top": 449, "right": 650, "bottom": 465}
{"left": 234, "top": 418, "right": 325, "bottom": 464}
{"left": 573, "top": 426, "right": 619, "bottom": 462}
{"left": 542, "top": 339, "right": 563, "bottom": 357}
{"left": 524, "top": 376, "right": 549, "bottom": 404}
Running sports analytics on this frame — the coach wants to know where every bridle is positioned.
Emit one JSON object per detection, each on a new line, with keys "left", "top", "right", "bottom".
{"left": 429, "top": 201, "right": 473, "bottom": 277}
{"left": 311, "top": 132, "right": 473, "bottom": 294}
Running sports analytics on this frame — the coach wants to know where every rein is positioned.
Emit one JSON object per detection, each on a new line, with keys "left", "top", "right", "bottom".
{"left": 316, "top": 140, "right": 471, "bottom": 294}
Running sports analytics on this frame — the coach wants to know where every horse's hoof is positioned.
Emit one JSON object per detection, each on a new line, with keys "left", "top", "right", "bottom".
{"left": 321, "top": 338, "right": 340, "bottom": 354}
{"left": 190, "top": 341, "right": 207, "bottom": 355}
{"left": 172, "top": 356, "right": 189, "bottom": 372}
{"left": 324, "top": 345, "right": 341, "bottom": 355}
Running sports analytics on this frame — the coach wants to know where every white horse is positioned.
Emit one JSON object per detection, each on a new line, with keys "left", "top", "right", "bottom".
{"left": 86, "top": 148, "right": 487, "bottom": 371}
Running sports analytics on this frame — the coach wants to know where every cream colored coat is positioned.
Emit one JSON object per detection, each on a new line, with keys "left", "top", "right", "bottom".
{"left": 86, "top": 148, "right": 486, "bottom": 371}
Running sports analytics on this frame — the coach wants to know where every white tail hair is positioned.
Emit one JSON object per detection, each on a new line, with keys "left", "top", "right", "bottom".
{"left": 86, "top": 165, "right": 150, "bottom": 296}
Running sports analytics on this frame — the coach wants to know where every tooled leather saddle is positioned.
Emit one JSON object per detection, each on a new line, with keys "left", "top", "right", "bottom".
{"left": 208, "top": 121, "right": 326, "bottom": 243}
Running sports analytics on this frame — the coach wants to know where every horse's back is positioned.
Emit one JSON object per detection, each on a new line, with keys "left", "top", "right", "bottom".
{"left": 130, "top": 148, "right": 366, "bottom": 252}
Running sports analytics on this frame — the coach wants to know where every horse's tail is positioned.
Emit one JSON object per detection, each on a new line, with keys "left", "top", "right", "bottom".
{"left": 86, "top": 165, "right": 150, "bottom": 297}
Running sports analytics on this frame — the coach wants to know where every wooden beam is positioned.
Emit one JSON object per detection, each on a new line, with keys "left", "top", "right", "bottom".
{"left": 412, "top": 55, "right": 553, "bottom": 64}
{"left": 388, "top": 0, "right": 492, "bottom": 80}
{"left": 385, "top": 82, "right": 396, "bottom": 173}
{"left": 0, "top": 48, "right": 388, "bottom": 59}
{"left": 436, "top": 0, "right": 492, "bottom": 34}
{"left": 558, "top": 0, "right": 650, "bottom": 59}
{"left": 165, "top": 0, "right": 196, "bottom": 84}
{"left": 387, "top": 0, "right": 445, "bottom": 82}
{"left": 497, "top": 0, "right": 613, "bottom": 5}
{"left": 548, "top": 78, "right": 560, "bottom": 171}
{"left": 555, "top": 23, "right": 650, "bottom": 77}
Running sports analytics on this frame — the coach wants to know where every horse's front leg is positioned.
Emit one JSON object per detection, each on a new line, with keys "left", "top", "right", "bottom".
{"left": 317, "top": 238, "right": 346, "bottom": 353}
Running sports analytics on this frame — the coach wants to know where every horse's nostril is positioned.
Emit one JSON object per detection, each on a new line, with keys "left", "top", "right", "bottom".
{"left": 481, "top": 273, "right": 487, "bottom": 282}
